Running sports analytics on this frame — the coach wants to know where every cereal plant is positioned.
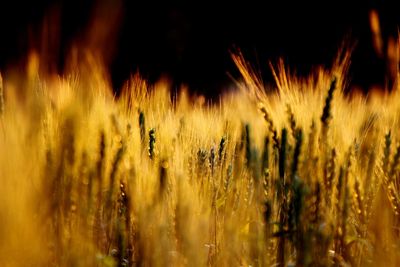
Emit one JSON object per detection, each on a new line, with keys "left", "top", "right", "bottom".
{"left": 1, "top": 47, "right": 400, "bottom": 266}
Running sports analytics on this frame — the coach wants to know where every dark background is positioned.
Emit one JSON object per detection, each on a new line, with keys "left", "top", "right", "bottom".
{"left": 0, "top": 0, "right": 399, "bottom": 96}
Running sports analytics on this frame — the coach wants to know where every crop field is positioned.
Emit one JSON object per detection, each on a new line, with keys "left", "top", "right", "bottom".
{"left": 1, "top": 49, "right": 400, "bottom": 266}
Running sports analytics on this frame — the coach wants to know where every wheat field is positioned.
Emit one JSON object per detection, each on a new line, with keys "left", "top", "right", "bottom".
{"left": 1, "top": 48, "right": 400, "bottom": 266}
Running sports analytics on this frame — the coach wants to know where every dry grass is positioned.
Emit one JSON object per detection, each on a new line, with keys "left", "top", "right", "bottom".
{"left": 1, "top": 49, "right": 400, "bottom": 266}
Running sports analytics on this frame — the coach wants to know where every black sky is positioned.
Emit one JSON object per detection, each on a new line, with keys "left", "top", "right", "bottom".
{"left": 0, "top": 0, "right": 399, "bottom": 95}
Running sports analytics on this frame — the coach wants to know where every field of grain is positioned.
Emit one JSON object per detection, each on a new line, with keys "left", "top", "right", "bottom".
{"left": 1, "top": 49, "right": 400, "bottom": 266}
